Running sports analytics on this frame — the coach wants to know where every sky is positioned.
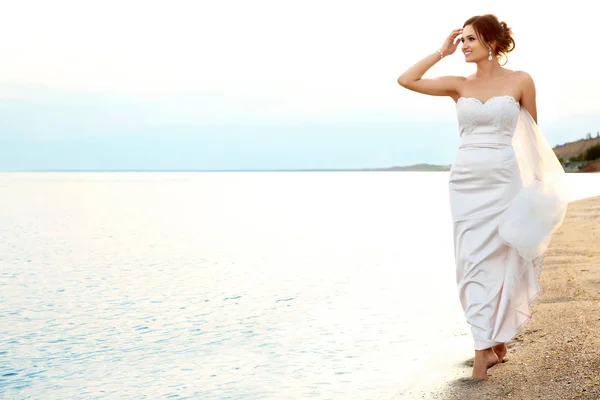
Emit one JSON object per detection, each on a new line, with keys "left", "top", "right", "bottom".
{"left": 1, "top": 0, "right": 599, "bottom": 170}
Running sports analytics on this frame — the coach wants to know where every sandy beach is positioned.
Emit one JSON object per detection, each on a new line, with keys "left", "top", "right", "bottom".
{"left": 438, "top": 195, "right": 600, "bottom": 399}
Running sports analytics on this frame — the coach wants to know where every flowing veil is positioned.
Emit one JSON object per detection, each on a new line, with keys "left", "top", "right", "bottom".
{"left": 497, "top": 106, "right": 570, "bottom": 277}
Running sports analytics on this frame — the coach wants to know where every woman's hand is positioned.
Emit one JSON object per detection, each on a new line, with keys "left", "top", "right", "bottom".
{"left": 439, "top": 29, "right": 463, "bottom": 57}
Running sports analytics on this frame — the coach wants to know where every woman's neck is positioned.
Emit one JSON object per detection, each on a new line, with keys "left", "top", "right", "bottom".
{"left": 474, "top": 60, "right": 503, "bottom": 79}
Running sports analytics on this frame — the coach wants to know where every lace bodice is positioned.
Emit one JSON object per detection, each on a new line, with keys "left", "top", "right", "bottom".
{"left": 456, "top": 95, "right": 520, "bottom": 137}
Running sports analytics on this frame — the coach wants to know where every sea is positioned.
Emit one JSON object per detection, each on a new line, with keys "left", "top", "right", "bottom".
{"left": 1, "top": 171, "right": 599, "bottom": 400}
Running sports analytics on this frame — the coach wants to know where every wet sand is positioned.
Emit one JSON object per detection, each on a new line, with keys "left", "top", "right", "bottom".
{"left": 441, "top": 195, "right": 600, "bottom": 399}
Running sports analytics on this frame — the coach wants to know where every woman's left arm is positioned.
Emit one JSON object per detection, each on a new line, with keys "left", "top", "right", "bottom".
{"left": 519, "top": 71, "right": 537, "bottom": 123}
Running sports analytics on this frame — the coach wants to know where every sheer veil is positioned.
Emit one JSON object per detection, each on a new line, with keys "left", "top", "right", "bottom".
{"left": 497, "top": 106, "right": 570, "bottom": 276}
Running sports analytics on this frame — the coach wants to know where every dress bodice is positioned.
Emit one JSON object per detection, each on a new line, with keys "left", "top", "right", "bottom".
{"left": 456, "top": 95, "right": 520, "bottom": 138}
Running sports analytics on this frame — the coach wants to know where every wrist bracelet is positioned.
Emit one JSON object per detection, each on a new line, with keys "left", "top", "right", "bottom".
{"left": 436, "top": 50, "right": 444, "bottom": 59}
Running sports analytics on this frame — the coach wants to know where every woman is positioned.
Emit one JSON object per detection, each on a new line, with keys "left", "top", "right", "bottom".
{"left": 397, "top": 14, "right": 568, "bottom": 380}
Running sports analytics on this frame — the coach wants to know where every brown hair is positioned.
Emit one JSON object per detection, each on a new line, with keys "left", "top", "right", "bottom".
{"left": 463, "top": 14, "right": 515, "bottom": 64}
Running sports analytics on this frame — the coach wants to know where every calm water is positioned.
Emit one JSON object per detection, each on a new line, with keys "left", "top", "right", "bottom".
{"left": 1, "top": 172, "right": 599, "bottom": 400}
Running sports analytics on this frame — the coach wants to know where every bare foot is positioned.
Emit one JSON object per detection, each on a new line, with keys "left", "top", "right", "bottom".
{"left": 472, "top": 348, "right": 499, "bottom": 380}
{"left": 492, "top": 343, "right": 507, "bottom": 363}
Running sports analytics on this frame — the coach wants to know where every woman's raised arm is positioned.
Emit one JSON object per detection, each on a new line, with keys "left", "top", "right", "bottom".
{"left": 397, "top": 29, "right": 464, "bottom": 98}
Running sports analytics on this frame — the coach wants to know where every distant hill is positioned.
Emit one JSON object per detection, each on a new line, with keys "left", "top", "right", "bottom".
{"left": 553, "top": 137, "right": 600, "bottom": 161}
{"left": 552, "top": 136, "right": 600, "bottom": 172}
{"left": 378, "top": 137, "right": 600, "bottom": 173}
{"left": 380, "top": 163, "right": 451, "bottom": 172}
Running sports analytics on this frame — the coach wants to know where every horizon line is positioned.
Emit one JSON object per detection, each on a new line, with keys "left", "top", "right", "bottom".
{"left": 0, "top": 165, "right": 452, "bottom": 173}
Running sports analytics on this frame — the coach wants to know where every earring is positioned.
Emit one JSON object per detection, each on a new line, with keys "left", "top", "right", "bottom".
{"left": 488, "top": 49, "right": 493, "bottom": 61}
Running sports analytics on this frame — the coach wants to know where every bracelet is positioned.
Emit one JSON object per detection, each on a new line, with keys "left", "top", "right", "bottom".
{"left": 436, "top": 50, "right": 444, "bottom": 59}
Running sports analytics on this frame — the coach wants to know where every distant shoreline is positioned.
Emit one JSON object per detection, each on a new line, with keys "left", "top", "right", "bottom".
{"left": 5, "top": 163, "right": 599, "bottom": 173}
{"left": 1, "top": 164, "right": 452, "bottom": 173}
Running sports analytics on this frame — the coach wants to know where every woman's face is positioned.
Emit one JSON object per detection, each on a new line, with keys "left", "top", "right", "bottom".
{"left": 461, "top": 25, "right": 489, "bottom": 63}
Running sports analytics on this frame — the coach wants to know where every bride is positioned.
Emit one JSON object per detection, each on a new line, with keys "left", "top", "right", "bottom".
{"left": 397, "top": 14, "right": 568, "bottom": 380}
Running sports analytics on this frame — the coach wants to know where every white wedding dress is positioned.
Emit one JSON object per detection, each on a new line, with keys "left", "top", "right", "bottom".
{"left": 448, "top": 95, "right": 568, "bottom": 350}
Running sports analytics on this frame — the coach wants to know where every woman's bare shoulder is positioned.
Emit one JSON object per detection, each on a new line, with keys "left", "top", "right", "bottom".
{"left": 508, "top": 69, "right": 535, "bottom": 82}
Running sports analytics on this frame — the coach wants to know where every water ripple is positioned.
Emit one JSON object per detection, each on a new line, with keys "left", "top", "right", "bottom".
{"left": 6, "top": 172, "right": 591, "bottom": 398}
